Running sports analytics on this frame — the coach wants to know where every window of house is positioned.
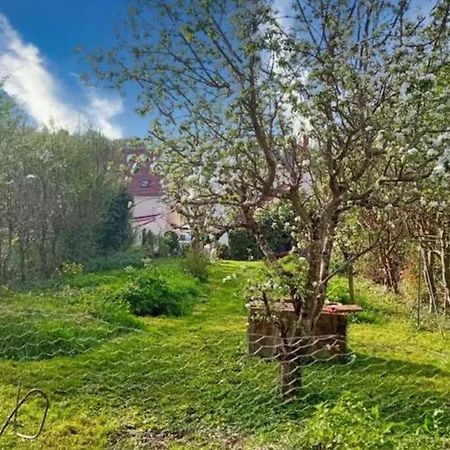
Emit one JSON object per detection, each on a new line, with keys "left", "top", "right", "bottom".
{"left": 140, "top": 179, "right": 150, "bottom": 188}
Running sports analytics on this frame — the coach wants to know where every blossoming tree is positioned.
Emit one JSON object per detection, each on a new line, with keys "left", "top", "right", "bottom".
{"left": 89, "top": 0, "right": 450, "bottom": 396}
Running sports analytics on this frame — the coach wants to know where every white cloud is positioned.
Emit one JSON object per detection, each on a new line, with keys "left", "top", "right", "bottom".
{"left": 86, "top": 93, "right": 123, "bottom": 140}
{"left": 0, "top": 13, "right": 123, "bottom": 139}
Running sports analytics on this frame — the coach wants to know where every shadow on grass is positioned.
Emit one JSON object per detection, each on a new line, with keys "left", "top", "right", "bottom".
{"left": 293, "top": 351, "right": 450, "bottom": 426}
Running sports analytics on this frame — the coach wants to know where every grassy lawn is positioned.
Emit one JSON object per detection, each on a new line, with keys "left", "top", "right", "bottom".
{"left": 0, "top": 259, "right": 449, "bottom": 449}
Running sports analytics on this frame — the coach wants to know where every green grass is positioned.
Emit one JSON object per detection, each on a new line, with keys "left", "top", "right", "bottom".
{"left": 0, "top": 259, "right": 448, "bottom": 449}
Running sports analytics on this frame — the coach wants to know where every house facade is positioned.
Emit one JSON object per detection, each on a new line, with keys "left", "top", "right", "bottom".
{"left": 123, "top": 148, "right": 182, "bottom": 241}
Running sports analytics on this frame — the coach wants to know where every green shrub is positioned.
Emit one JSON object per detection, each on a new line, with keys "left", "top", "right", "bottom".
{"left": 185, "top": 248, "right": 210, "bottom": 281}
{"left": 274, "top": 396, "right": 431, "bottom": 449}
{"left": 226, "top": 205, "right": 293, "bottom": 260}
{"left": 78, "top": 284, "right": 142, "bottom": 329}
{"left": 120, "top": 271, "right": 195, "bottom": 316}
{"left": 142, "top": 229, "right": 157, "bottom": 257}
{"left": 164, "top": 231, "right": 180, "bottom": 255}
{"left": 96, "top": 187, "right": 133, "bottom": 253}
{"left": 156, "top": 234, "right": 171, "bottom": 257}
{"left": 179, "top": 243, "right": 190, "bottom": 256}
{"left": 228, "top": 228, "right": 261, "bottom": 260}
{"left": 257, "top": 205, "right": 293, "bottom": 254}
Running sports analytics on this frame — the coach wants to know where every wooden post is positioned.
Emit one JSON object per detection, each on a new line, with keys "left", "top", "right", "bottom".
{"left": 348, "top": 262, "right": 355, "bottom": 304}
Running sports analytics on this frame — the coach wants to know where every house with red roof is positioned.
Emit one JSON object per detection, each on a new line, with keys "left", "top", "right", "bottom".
{"left": 123, "top": 148, "right": 182, "bottom": 241}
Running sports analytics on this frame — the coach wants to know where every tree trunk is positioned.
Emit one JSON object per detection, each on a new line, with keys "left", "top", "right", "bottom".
{"left": 280, "top": 337, "right": 303, "bottom": 399}
{"left": 439, "top": 225, "right": 450, "bottom": 315}
{"left": 421, "top": 246, "right": 437, "bottom": 313}
{"left": 39, "top": 227, "right": 49, "bottom": 278}
{"left": 18, "top": 236, "right": 26, "bottom": 284}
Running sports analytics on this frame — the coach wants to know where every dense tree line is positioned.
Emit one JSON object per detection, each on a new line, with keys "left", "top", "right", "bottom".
{"left": 0, "top": 93, "right": 133, "bottom": 284}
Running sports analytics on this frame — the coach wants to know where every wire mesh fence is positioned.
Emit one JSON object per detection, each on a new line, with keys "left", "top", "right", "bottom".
{"left": 0, "top": 308, "right": 449, "bottom": 448}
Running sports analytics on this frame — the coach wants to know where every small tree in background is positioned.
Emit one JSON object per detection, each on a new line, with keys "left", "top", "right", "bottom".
{"left": 97, "top": 187, "right": 133, "bottom": 253}
{"left": 164, "top": 231, "right": 180, "bottom": 256}
{"left": 142, "top": 229, "right": 157, "bottom": 257}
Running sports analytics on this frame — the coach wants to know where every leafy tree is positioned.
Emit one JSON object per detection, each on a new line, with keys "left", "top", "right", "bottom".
{"left": 0, "top": 96, "right": 131, "bottom": 283}
{"left": 89, "top": 0, "right": 450, "bottom": 396}
{"left": 97, "top": 187, "right": 133, "bottom": 253}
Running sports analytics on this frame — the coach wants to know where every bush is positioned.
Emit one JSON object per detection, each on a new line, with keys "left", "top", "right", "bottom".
{"left": 274, "top": 395, "right": 431, "bottom": 449}
{"left": 185, "top": 248, "right": 210, "bottom": 281}
{"left": 257, "top": 205, "right": 293, "bottom": 254}
{"left": 228, "top": 228, "right": 261, "bottom": 260}
{"left": 142, "top": 230, "right": 179, "bottom": 257}
{"left": 121, "top": 271, "right": 196, "bottom": 316}
{"left": 156, "top": 234, "right": 171, "bottom": 257}
{"left": 78, "top": 284, "right": 142, "bottom": 329}
{"left": 164, "top": 231, "right": 180, "bottom": 255}
{"left": 142, "top": 229, "right": 157, "bottom": 257}
{"left": 225, "top": 204, "right": 294, "bottom": 261}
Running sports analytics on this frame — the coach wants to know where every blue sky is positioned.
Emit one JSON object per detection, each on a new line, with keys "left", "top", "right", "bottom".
{"left": 0, "top": 0, "right": 148, "bottom": 139}
{"left": 0, "top": 0, "right": 434, "bottom": 140}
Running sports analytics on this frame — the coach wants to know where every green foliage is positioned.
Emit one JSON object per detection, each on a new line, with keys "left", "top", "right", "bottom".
{"left": 228, "top": 228, "right": 261, "bottom": 260}
{"left": 142, "top": 229, "right": 157, "bottom": 257}
{"left": 257, "top": 205, "right": 293, "bottom": 254}
{"left": 271, "top": 396, "right": 447, "bottom": 450}
{"left": 164, "top": 230, "right": 180, "bottom": 255}
{"left": 185, "top": 248, "right": 210, "bottom": 281}
{"left": 156, "top": 234, "right": 171, "bottom": 257}
{"left": 96, "top": 187, "right": 133, "bottom": 253}
{"left": 77, "top": 284, "right": 143, "bottom": 329}
{"left": 142, "top": 230, "right": 180, "bottom": 258}
{"left": 0, "top": 118, "right": 131, "bottom": 284}
{"left": 227, "top": 206, "right": 293, "bottom": 261}
{"left": 327, "top": 278, "right": 352, "bottom": 304}
{"left": 84, "top": 248, "right": 145, "bottom": 272}
{"left": 0, "top": 260, "right": 448, "bottom": 448}
{"left": 60, "top": 261, "right": 84, "bottom": 277}
{"left": 120, "top": 270, "right": 197, "bottom": 316}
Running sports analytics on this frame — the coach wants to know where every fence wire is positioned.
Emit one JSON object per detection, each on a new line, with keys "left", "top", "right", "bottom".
{"left": 0, "top": 309, "right": 449, "bottom": 448}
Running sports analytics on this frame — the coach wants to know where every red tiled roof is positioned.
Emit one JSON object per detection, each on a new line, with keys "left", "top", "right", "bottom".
{"left": 122, "top": 148, "right": 163, "bottom": 197}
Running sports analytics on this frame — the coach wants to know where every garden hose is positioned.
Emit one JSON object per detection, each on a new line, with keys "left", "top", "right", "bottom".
{"left": 0, "top": 381, "right": 49, "bottom": 440}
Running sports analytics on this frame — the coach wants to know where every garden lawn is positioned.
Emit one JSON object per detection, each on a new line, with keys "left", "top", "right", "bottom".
{"left": 0, "top": 259, "right": 449, "bottom": 449}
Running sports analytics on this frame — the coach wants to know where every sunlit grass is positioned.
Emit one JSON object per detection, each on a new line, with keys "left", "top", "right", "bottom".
{"left": 0, "top": 259, "right": 448, "bottom": 449}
